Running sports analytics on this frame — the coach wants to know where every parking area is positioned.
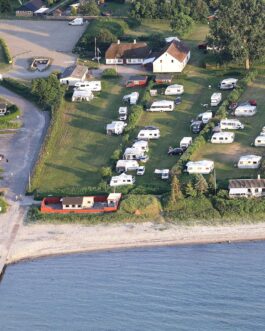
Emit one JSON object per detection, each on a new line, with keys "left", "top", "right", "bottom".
{"left": 0, "top": 20, "right": 87, "bottom": 79}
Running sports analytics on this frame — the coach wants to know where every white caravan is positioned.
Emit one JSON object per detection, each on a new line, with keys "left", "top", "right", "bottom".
{"left": 211, "top": 132, "right": 235, "bottom": 144}
{"left": 74, "top": 81, "right": 101, "bottom": 92}
{"left": 123, "top": 147, "right": 145, "bottom": 160}
{"left": 220, "top": 118, "right": 244, "bottom": 130}
{"left": 72, "top": 89, "right": 94, "bottom": 102}
{"left": 186, "top": 160, "right": 214, "bottom": 174}
{"left": 137, "top": 127, "right": 160, "bottom": 140}
{"left": 210, "top": 92, "right": 222, "bottom": 106}
{"left": 254, "top": 136, "right": 265, "bottom": 147}
{"left": 123, "top": 92, "right": 139, "bottom": 105}
{"left": 69, "top": 17, "right": 84, "bottom": 26}
{"left": 132, "top": 140, "right": 149, "bottom": 152}
{"left": 180, "top": 137, "right": 192, "bottom": 149}
{"left": 164, "top": 84, "right": 184, "bottom": 95}
{"left": 116, "top": 160, "right": 139, "bottom": 173}
{"left": 118, "top": 107, "right": 128, "bottom": 115}
{"left": 154, "top": 169, "right": 170, "bottom": 180}
{"left": 234, "top": 103, "right": 257, "bottom": 117}
{"left": 237, "top": 155, "right": 262, "bottom": 169}
{"left": 147, "top": 100, "right": 175, "bottom": 112}
{"left": 110, "top": 173, "right": 135, "bottom": 187}
{"left": 219, "top": 78, "right": 238, "bottom": 90}
{"left": 197, "top": 111, "right": 213, "bottom": 124}
{"left": 106, "top": 121, "right": 127, "bottom": 135}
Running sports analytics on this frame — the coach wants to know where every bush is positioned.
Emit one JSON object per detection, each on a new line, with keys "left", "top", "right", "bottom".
{"left": 120, "top": 195, "right": 161, "bottom": 218}
{"left": 0, "top": 38, "right": 12, "bottom": 64}
{"left": 0, "top": 196, "right": 8, "bottom": 213}
{"left": 100, "top": 166, "right": 112, "bottom": 178}
{"left": 125, "top": 105, "right": 143, "bottom": 132}
{"left": 102, "top": 68, "right": 119, "bottom": 78}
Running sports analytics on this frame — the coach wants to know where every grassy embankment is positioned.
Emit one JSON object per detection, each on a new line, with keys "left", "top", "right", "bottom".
{"left": 0, "top": 100, "right": 21, "bottom": 130}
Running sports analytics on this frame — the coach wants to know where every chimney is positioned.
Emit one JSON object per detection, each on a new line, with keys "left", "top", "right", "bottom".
{"left": 133, "top": 39, "right": 137, "bottom": 44}
{"left": 258, "top": 174, "right": 261, "bottom": 180}
{"left": 117, "top": 40, "right": 120, "bottom": 45}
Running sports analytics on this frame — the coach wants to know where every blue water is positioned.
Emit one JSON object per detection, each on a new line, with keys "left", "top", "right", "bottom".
{"left": 1, "top": 242, "right": 265, "bottom": 330}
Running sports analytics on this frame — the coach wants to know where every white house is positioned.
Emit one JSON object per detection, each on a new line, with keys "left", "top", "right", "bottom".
{"left": 110, "top": 173, "right": 135, "bottom": 187}
{"left": 60, "top": 65, "right": 88, "bottom": 86}
{"left": 237, "top": 155, "right": 262, "bottom": 169}
{"left": 186, "top": 160, "right": 214, "bottom": 174}
{"left": 229, "top": 176, "right": 265, "bottom": 198}
{"left": 152, "top": 40, "right": 190, "bottom": 73}
{"left": 72, "top": 89, "right": 94, "bottom": 102}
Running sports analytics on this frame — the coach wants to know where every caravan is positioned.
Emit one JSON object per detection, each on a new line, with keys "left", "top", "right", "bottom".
{"left": 186, "top": 160, "right": 214, "bottom": 174}
{"left": 180, "top": 137, "right": 192, "bottom": 150}
{"left": 220, "top": 118, "right": 244, "bottom": 130}
{"left": 211, "top": 92, "right": 222, "bottom": 106}
{"left": 211, "top": 132, "right": 235, "bottom": 144}
{"left": 237, "top": 155, "right": 262, "bottom": 169}
{"left": 164, "top": 84, "right": 184, "bottom": 95}
{"left": 106, "top": 121, "right": 127, "bottom": 135}
{"left": 234, "top": 103, "right": 257, "bottom": 117}
{"left": 132, "top": 140, "right": 149, "bottom": 152}
{"left": 137, "top": 127, "right": 160, "bottom": 140}
{"left": 146, "top": 100, "right": 174, "bottom": 112}
{"left": 110, "top": 173, "right": 135, "bottom": 187}
{"left": 74, "top": 81, "right": 101, "bottom": 92}
{"left": 254, "top": 136, "right": 265, "bottom": 147}
{"left": 118, "top": 107, "right": 128, "bottom": 121}
{"left": 123, "top": 92, "right": 139, "bottom": 105}
{"left": 219, "top": 78, "right": 238, "bottom": 90}
{"left": 116, "top": 160, "right": 139, "bottom": 173}
{"left": 123, "top": 147, "right": 145, "bottom": 160}
{"left": 197, "top": 111, "right": 213, "bottom": 124}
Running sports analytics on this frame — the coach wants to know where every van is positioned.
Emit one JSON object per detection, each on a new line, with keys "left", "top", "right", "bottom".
{"left": 211, "top": 92, "right": 222, "bottom": 106}
{"left": 69, "top": 17, "right": 84, "bottom": 26}
{"left": 211, "top": 132, "right": 235, "bottom": 144}
{"left": 197, "top": 111, "right": 213, "bottom": 124}
{"left": 191, "top": 121, "right": 204, "bottom": 134}
{"left": 180, "top": 137, "right": 192, "bottom": 150}
{"left": 146, "top": 100, "right": 174, "bottom": 112}
{"left": 220, "top": 119, "right": 244, "bottom": 130}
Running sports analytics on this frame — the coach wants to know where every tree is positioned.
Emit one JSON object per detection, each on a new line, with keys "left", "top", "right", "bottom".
{"left": 209, "top": 0, "right": 265, "bottom": 69}
{"left": 185, "top": 181, "right": 197, "bottom": 197}
{"left": 170, "top": 175, "right": 183, "bottom": 203}
{"left": 79, "top": 0, "right": 100, "bottom": 16}
{"left": 194, "top": 174, "right": 209, "bottom": 195}
{"left": 186, "top": 0, "right": 210, "bottom": 22}
{"left": 129, "top": 0, "right": 157, "bottom": 19}
{"left": 100, "top": 167, "right": 112, "bottom": 178}
{"left": 208, "top": 173, "right": 217, "bottom": 194}
{"left": 170, "top": 12, "right": 194, "bottom": 37}
{"left": 0, "top": 0, "right": 11, "bottom": 13}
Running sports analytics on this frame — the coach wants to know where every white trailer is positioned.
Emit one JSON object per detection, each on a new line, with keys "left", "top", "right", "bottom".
{"left": 147, "top": 100, "right": 174, "bottom": 112}
{"left": 211, "top": 132, "right": 235, "bottom": 144}
{"left": 118, "top": 107, "right": 128, "bottom": 115}
{"left": 123, "top": 92, "right": 139, "bottom": 105}
{"left": 164, "top": 84, "right": 184, "bottom": 95}
{"left": 197, "top": 111, "right": 213, "bottom": 124}
{"left": 234, "top": 103, "right": 257, "bottom": 117}
{"left": 137, "top": 128, "right": 160, "bottom": 140}
{"left": 219, "top": 78, "right": 238, "bottom": 90}
{"left": 116, "top": 160, "right": 139, "bottom": 173}
{"left": 72, "top": 89, "right": 94, "bottom": 102}
{"left": 74, "top": 81, "right": 101, "bottom": 92}
{"left": 132, "top": 140, "right": 149, "bottom": 152}
{"left": 254, "top": 136, "right": 265, "bottom": 147}
{"left": 154, "top": 169, "right": 170, "bottom": 180}
{"left": 186, "top": 160, "right": 214, "bottom": 174}
{"left": 106, "top": 121, "right": 127, "bottom": 135}
{"left": 123, "top": 147, "right": 145, "bottom": 160}
{"left": 220, "top": 118, "right": 244, "bottom": 130}
{"left": 237, "top": 155, "right": 262, "bottom": 169}
{"left": 210, "top": 92, "right": 222, "bottom": 106}
{"left": 69, "top": 17, "right": 84, "bottom": 26}
{"left": 110, "top": 173, "right": 135, "bottom": 187}
{"left": 180, "top": 137, "right": 192, "bottom": 149}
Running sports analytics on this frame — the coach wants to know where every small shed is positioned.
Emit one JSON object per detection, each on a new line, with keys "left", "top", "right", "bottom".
{"left": 60, "top": 65, "right": 88, "bottom": 86}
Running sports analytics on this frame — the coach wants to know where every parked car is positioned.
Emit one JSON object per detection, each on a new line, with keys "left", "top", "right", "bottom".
{"left": 119, "top": 114, "right": 127, "bottom": 121}
{"left": 136, "top": 166, "right": 145, "bottom": 176}
{"left": 191, "top": 121, "right": 204, "bottom": 134}
{"left": 168, "top": 147, "right": 184, "bottom": 156}
{"left": 175, "top": 97, "right": 182, "bottom": 105}
{"left": 198, "top": 42, "right": 208, "bottom": 50}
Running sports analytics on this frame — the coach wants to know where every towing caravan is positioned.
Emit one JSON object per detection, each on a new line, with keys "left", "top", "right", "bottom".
{"left": 123, "top": 147, "right": 145, "bottom": 160}
{"left": 147, "top": 100, "right": 174, "bottom": 112}
{"left": 220, "top": 119, "right": 244, "bottom": 130}
{"left": 186, "top": 160, "right": 214, "bottom": 174}
{"left": 211, "top": 92, "right": 222, "bottom": 106}
{"left": 74, "top": 81, "right": 101, "bottom": 92}
{"left": 254, "top": 136, "right": 265, "bottom": 147}
{"left": 164, "top": 84, "right": 184, "bottom": 95}
{"left": 237, "top": 155, "right": 262, "bottom": 169}
{"left": 219, "top": 78, "right": 238, "bottom": 90}
{"left": 132, "top": 140, "right": 149, "bottom": 152}
{"left": 211, "top": 132, "right": 235, "bottom": 144}
{"left": 137, "top": 127, "right": 160, "bottom": 140}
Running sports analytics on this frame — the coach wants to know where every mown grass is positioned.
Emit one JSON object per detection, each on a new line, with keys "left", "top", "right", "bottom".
{"left": 0, "top": 103, "right": 21, "bottom": 130}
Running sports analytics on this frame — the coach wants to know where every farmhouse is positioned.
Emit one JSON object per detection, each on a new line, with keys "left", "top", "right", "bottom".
{"left": 229, "top": 176, "right": 265, "bottom": 198}
{"left": 105, "top": 41, "right": 151, "bottom": 65}
{"left": 0, "top": 104, "right": 7, "bottom": 116}
{"left": 16, "top": 0, "right": 46, "bottom": 16}
{"left": 152, "top": 40, "right": 190, "bottom": 73}
{"left": 60, "top": 65, "right": 88, "bottom": 86}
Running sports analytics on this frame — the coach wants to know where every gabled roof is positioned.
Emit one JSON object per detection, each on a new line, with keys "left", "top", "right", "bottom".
{"left": 17, "top": 0, "right": 44, "bottom": 12}
{"left": 105, "top": 42, "right": 150, "bottom": 59}
{"left": 156, "top": 40, "right": 190, "bottom": 63}
{"left": 61, "top": 65, "right": 88, "bottom": 79}
{"left": 229, "top": 178, "right": 265, "bottom": 189}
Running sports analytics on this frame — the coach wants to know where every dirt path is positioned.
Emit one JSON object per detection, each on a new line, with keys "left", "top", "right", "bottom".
{"left": 0, "top": 86, "right": 49, "bottom": 275}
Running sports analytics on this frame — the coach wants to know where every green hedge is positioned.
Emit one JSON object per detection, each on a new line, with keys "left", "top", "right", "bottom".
{"left": 0, "top": 38, "right": 12, "bottom": 64}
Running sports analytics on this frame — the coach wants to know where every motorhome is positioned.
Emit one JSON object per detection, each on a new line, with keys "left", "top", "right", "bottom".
{"left": 116, "top": 160, "right": 139, "bottom": 173}
{"left": 137, "top": 127, "right": 160, "bottom": 140}
{"left": 186, "top": 160, "right": 214, "bottom": 174}
{"left": 123, "top": 147, "right": 145, "bottom": 160}
{"left": 72, "top": 89, "right": 94, "bottom": 102}
{"left": 180, "top": 137, "right": 192, "bottom": 150}
{"left": 69, "top": 17, "right": 84, "bottom": 26}
{"left": 220, "top": 118, "right": 244, "bottom": 130}
{"left": 110, "top": 173, "right": 135, "bottom": 187}
{"left": 164, "top": 84, "right": 184, "bottom": 95}
{"left": 211, "top": 132, "right": 235, "bottom": 144}
{"left": 132, "top": 140, "right": 149, "bottom": 152}
{"left": 74, "top": 81, "right": 101, "bottom": 92}
{"left": 219, "top": 78, "right": 238, "bottom": 90}
{"left": 123, "top": 92, "right": 139, "bottom": 105}
{"left": 106, "top": 121, "right": 127, "bottom": 135}
{"left": 197, "top": 111, "right": 213, "bottom": 124}
{"left": 234, "top": 103, "right": 257, "bottom": 117}
{"left": 237, "top": 155, "right": 262, "bottom": 169}
{"left": 211, "top": 92, "right": 222, "bottom": 106}
{"left": 254, "top": 136, "right": 265, "bottom": 147}
{"left": 146, "top": 100, "right": 175, "bottom": 112}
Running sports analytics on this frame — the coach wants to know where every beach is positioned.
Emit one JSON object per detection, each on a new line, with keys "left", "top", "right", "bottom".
{"left": 7, "top": 221, "right": 265, "bottom": 264}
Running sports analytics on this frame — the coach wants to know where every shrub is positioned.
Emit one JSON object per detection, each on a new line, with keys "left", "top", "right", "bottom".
{"left": 120, "top": 195, "right": 161, "bottom": 218}
{"left": 0, "top": 38, "right": 12, "bottom": 64}
{"left": 100, "top": 166, "right": 112, "bottom": 178}
{"left": 102, "top": 68, "right": 119, "bottom": 78}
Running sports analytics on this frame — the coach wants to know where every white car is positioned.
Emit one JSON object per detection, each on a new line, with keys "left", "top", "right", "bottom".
{"left": 137, "top": 166, "right": 145, "bottom": 176}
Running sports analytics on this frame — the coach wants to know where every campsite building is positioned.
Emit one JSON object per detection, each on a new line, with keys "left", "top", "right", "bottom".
{"left": 229, "top": 176, "right": 265, "bottom": 198}
{"left": 60, "top": 65, "right": 88, "bottom": 86}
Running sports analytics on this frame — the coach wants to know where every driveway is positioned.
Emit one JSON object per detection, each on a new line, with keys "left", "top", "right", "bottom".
{"left": 0, "top": 20, "right": 87, "bottom": 79}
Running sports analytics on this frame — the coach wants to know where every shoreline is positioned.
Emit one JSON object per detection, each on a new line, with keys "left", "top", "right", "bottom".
{"left": 6, "top": 221, "right": 265, "bottom": 266}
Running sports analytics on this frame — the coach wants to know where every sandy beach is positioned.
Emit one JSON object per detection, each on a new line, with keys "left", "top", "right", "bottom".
{"left": 6, "top": 221, "right": 265, "bottom": 264}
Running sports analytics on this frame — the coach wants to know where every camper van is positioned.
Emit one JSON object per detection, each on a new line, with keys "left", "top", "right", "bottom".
{"left": 118, "top": 107, "right": 128, "bottom": 121}
{"left": 254, "top": 136, "right": 265, "bottom": 147}
{"left": 164, "top": 84, "right": 184, "bottom": 95}
{"left": 106, "top": 121, "right": 127, "bottom": 135}
{"left": 147, "top": 100, "right": 175, "bottom": 112}
{"left": 137, "top": 127, "right": 160, "bottom": 140}
{"left": 186, "top": 160, "right": 214, "bottom": 174}
{"left": 123, "top": 92, "right": 139, "bottom": 105}
{"left": 74, "top": 81, "right": 101, "bottom": 92}
{"left": 211, "top": 132, "right": 235, "bottom": 144}
{"left": 123, "top": 147, "right": 145, "bottom": 160}
{"left": 220, "top": 119, "right": 244, "bottom": 130}
{"left": 116, "top": 160, "right": 139, "bottom": 173}
{"left": 237, "top": 155, "right": 262, "bottom": 169}
{"left": 180, "top": 137, "right": 192, "bottom": 150}
{"left": 197, "top": 111, "right": 213, "bottom": 124}
{"left": 211, "top": 92, "right": 222, "bottom": 106}
{"left": 69, "top": 17, "right": 84, "bottom": 26}
{"left": 234, "top": 103, "right": 257, "bottom": 117}
{"left": 132, "top": 140, "right": 149, "bottom": 152}
{"left": 219, "top": 78, "right": 238, "bottom": 90}
{"left": 110, "top": 173, "right": 135, "bottom": 187}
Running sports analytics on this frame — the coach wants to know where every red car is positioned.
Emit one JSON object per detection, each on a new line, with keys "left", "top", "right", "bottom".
{"left": 249, "top": 99, "right": 257, "bottom": 106}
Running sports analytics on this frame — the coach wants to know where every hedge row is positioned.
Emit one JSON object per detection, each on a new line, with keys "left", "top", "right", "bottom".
{"left": 0, "top": 38, "right": 12, "bottom": 64}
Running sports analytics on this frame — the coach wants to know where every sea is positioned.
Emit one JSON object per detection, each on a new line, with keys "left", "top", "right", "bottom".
{"left": 1, "top": 242, "right": 265, "bottom": 331}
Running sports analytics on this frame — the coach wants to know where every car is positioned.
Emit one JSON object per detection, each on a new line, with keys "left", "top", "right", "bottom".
{"left": 136, "top": 166, "right": 145, "bottom": 176}
{"left": 191, "top": 121, "right": 204, "bottom": 134}
{"left": 175, "top": 97, "right": 182, "bottom": 105}
{"left": 249, "top": 99, "right": 257, "bottom": 106}
{"left": 168, "top": 147, "right": 184, "bottom": 156}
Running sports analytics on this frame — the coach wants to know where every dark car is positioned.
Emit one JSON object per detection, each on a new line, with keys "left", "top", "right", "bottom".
{"left": 191, "top": 121, "right": 204, "bottom": 134}
{"left": 175, "top": 97, "right": 182, "bottom": 105}
{"left": 168, "top": 147, "right": 184, "bottom": 156}
{"left": 198, "top": 42, "right": 208, "bottom": 50}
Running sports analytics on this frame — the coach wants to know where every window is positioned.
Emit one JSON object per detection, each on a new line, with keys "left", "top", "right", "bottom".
{"left": 255, "top": 188, "right": 259, "bottom": 193}
{"left": 171, "top": 60, "right": 174, "bottom": 63}
{"left": 160, "top": 60, "right": 162, "bottom": 63}
{"left": 78, "top": 205, "right": 82, "bottom": 208}
{"left": 65, "top": 204, "right": 69, "bottom": 207}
